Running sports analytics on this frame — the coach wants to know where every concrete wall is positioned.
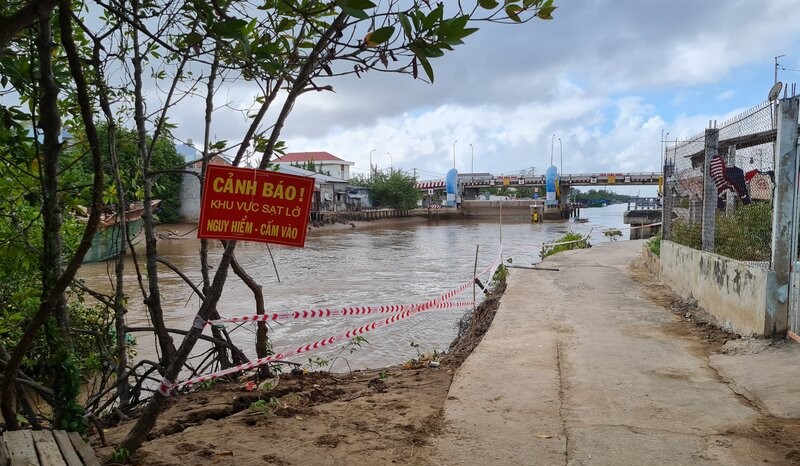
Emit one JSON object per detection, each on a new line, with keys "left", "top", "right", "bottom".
{"left": 641, "top": 243, "right": 660, "bottom": 277}
{"left": 179, "top": 170, "right": 201, "bottom": 221}
{"left": 461, "top": 199, "right": 538, "bottom": 218}
{"left": 660, "top": 241, "right": 770, "bottom": 336}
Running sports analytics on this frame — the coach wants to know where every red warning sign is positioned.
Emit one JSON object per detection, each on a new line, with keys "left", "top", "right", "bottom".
{"left": 197, "top": 165, "right": 315, "bottom": 247}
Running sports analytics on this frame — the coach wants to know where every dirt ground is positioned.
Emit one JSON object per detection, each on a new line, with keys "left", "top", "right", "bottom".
{"left": 93, "top": 257, "right": 800, "bottom": 465}
{"left": 94, "top": 283, "right": 504, "bottom": 466}
{"left": 98, "top": 367, "right": 453, "bottom": 465}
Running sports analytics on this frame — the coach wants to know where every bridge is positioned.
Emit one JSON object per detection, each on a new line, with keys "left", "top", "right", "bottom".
{"left": 415, "top": 171, "right": 662, "bottom": 191}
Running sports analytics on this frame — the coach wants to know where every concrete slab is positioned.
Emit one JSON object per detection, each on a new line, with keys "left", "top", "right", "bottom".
{"left": 427, "top": 240, "right": 795, "bottom": 466}
{"left": 710, "top": 340, "right": 800, "bottom": 418}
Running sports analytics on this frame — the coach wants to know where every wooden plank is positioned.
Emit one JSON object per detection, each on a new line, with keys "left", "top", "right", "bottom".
{"left": 3, "top": 430, "right": 39, "bottom": 466}
{"left": 30, "top": 432, "right": 66, "bottom": 466}
{"left": 50, "top": 432, "right": 81, "bottom": 466}
{"left": 66, "top": 433, "right": 100, "bottom": 466}
{"left": 0, "top": 435, "right": 10, "bottom": 466}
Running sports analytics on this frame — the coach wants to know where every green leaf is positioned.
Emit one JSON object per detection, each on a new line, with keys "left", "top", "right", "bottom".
{"left": 335, "top": 0, "right": 376, "bottom": 19}
{"left": 367, "top": 26, "right": 395, "bottom": 45}
{"left": 210, "top": 18, "right": 249, "bottom": 38}
{"left": 478, "top": 0, "right": 500, "bottom": 8}
{"left": 447, "top": 14, "right": 470, "bottom": 31}
{"left": 347, "top": 0, "right": 377, "bottom": 7}
{"left": 276, "top": 18, "right": 296, "bottom": 32}
{"left": 505, "top": 4, "right": 523, "bottom": 22}
{"left": 184, "top": 32, "right": 204, "bottom": 46}
{"left": 423, "top": 4, "right": 444, "bottom": 30}
{"left": 446, "top": 26, "right": 479, "bottom": 43}
{"left": 537, "top": 4, "right": 557, "bottom": 19}
{"left": 417, "top": 54, "right": 434, "bottom": 82}
{"left": 398, "top": 13, "right": 413, "bottom": 38}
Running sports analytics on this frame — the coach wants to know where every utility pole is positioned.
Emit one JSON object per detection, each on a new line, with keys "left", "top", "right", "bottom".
{"left": 453, "top": 139, "right": 458, "bottom": 169}
{"left": 775, "top": 55, "right": 786, "bottom": 85}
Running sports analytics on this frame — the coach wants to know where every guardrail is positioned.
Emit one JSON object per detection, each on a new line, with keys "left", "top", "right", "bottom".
{"left": 416, "top": 171, "right": 662, "bottom": 190}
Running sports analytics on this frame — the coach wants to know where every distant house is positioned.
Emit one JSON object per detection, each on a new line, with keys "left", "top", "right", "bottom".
{"left": 176, "top": 145, "right": 361, "bottom": 221}
{"left": 274, "top": 151, "right": 354, "bottom": 181}
{"left": 277, "top": 164, "right": 351, "bottom": 212}
{"left": 346, "top": 185, "right": 372, "bottom": 209}
{"left": 176, "top": 139, "right": 232, "bottom": 169}
{"left": 176, "top": 139, "right": 233, "bottom": 221}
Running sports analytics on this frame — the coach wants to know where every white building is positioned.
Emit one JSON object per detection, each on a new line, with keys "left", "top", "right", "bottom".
{"left": 273, "top": 151, "right": 354, "bottom": 181}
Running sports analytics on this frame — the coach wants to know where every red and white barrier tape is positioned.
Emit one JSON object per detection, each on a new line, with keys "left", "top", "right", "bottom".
{"left": 180, "top": 300, "right": 475, "bottom": 389}
{"left": 177, "top": 249, "right": 504, "bottom": 390}
{"left": 208, "top": 249, "right": 503, "bottom": 327}
{"left": 208, "top": 301, "right": 474, "bottom": 325}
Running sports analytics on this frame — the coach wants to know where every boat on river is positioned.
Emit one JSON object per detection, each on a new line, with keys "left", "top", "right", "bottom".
{"left": 79, "top": 200, "right": 160, "bottom": 263}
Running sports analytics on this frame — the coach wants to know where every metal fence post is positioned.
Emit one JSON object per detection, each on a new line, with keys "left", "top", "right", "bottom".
{"left": 769, "top": 96, "right": 800, "bottom": 336}
{"left": 661, "top": 154, "right": 672, "bottom": 240}
{"left": 662, "top": 188, "right": 672, "bottom": 241}
{"left": 690, "top": 199, "right": 702, "bottom": 224}
{"left": 702, "top": 126, "right": 719, "bottom": 252}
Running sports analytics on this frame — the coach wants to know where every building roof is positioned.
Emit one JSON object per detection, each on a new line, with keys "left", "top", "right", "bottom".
{"left": 176, "top": 142, "right": 232, "bottom": 167}
{"left": 277, "top": 164, "right": 348, "bottom": 184}
{"left": 275, "top": 151, "right": 354, "bottom": 165}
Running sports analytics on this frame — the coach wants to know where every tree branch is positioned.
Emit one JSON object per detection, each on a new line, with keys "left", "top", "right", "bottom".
{"left": 0, "top": 0, "right": 59, "bottom": 49}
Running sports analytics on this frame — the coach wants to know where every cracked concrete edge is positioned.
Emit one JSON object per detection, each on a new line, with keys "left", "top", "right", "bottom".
{"left": 706, "top": 357, "right": 781, "bottom": 419}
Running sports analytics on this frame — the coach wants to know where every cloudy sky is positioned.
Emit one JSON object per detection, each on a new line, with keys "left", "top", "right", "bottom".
{"left": 175, "top": 0, "right": 800, "bottom": 184}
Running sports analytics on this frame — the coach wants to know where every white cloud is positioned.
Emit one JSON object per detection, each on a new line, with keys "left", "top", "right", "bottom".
{"left": 165, "top": 0, "right": 800, "bottom": 182}
{"left": 717, "top": 90, "right": 736, "bottom": 101}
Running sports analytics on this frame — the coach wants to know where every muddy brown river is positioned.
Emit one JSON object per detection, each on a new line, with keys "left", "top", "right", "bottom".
{"left": 78, "top": 204, "right": 630, "bottom": 372}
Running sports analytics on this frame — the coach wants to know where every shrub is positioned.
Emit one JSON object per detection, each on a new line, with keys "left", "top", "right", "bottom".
{"left": 715, "top": 202, "right": 772, "bottom": 261}
{"left": 647, "top": 231, "right": 662, "bottom": 257}
{"left": 670, "top": 219, "right": 702, "bottom": 250}
{"left": 668, "top": 202, "right": 772, "bottom": 262}
{"left": 540, "top": 231, "right": 589, "bottom": 259}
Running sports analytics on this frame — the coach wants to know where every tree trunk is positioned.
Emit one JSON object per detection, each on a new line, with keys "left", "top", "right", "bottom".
{"left": 1, "top": 2, "right": 106, "bottom": 428}
{"left": 229, "top": 253, "right": 270, "bottom": 359}
{"left": 117, "top": 11, "right": 347, "bottom": 454}
{"left": 118, "top": 241, "right": 238, "bottom": 452}
{"left": 35, "top": 11, "right": 74, "bottom": 429}
{"left": 131, "top": 0, "right": 176, "bottom": 366}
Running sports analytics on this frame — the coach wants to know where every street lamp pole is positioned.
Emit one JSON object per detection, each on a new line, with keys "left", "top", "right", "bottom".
{"left": 453, "top": 139, "right": 458, "bottom": 169}
{"left": 369, "top": 149, "right": 375, "bottom": 180}
{"left": 469, "top": 143, "right": 474, "bottom": 173}
{"left": 550, "top": 134, "right": 556, "bottom": 166}
{"left": 386, "top": 152, "right": 393, "bottom": 174}
{"left": 558, "top": 137, "right": 563, "bottom": 174}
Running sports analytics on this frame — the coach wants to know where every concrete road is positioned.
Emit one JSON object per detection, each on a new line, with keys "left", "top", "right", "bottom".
{"left": 428, "top": 240, "right": 794, "bottom": 466}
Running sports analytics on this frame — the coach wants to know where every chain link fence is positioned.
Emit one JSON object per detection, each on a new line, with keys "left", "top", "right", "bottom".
{"left": 663, "top": 100, "right": 775, "bottom": 265}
